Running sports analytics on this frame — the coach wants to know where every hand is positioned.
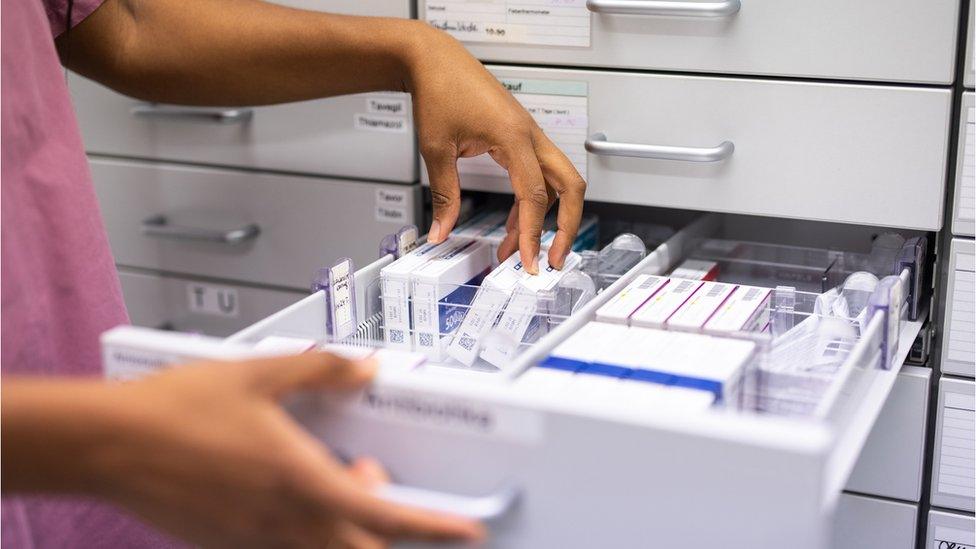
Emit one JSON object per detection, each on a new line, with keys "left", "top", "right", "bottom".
{"left": 406, "top": 26, "right": 586, "bottom": 273}
{"left": 90, "top": 352, "right": 485, "bottom": 548}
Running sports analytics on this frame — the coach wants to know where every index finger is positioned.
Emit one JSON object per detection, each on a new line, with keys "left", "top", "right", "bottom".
{"left": 534, "top": 132, "right": 586, "bottom": 269}
{"left": 500, "top": 140, "right": 549, "bottom": 275}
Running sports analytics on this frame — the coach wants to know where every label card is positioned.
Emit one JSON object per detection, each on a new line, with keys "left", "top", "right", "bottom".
{"left": 187, "top": 283, "right": 239, "bottom": 318}
{"left": 425, "top": 0, "right": 591, "bottom": 47}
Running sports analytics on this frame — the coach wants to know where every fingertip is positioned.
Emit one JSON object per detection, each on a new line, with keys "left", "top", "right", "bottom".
{"left": 520, "top": 248, "right": 539, "bottom": 275}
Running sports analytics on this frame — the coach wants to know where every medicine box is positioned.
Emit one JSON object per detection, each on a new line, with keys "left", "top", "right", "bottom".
{"left": 380, "top": 240, "right": 451, "bottom": 349}
{"left": 630, "top": 278, "right": 703, "bottom": 328}
{"left": 670, "top": 259, "right": 719, "bottom": 281}
{"left": 595, "top": 274, "right": 669, "bottom": 324}
{"left": 704, "top": 285, "right": 772, "bottom": 335}
{"left": 666, "top": 282, "right": 737, "bottom": 332}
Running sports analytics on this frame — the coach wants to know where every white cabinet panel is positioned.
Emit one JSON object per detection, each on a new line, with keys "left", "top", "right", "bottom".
{"left": 420, "top": 0, "right": 960, "bottom": 84}
{"left": 92, "top": 158, "right": 421, "bottom": 290}
{"left": 846, "top": 366, "right": 930, "bottom": 502}
{"left": 439, "top": 66, "right": 950, "bottom": 231}
{"left": 833, "top": 494, "right": 917, "bottom": 549}
{"left": 927, "top": 510, "right": 975, "bottom": 549}
{"left": 966, "top": 0, "right": 975, "bottom": 89}
{"left": 931, "top": 377, "right": 976, "bottom": 512}
{"left": 953, "top": 93, "right": 975, "bottom": 237}
{"left": 119, "top": 268, "right": 304, "bottom": 337}
{"left": 943, "top": 238, "right": 976, "bottom": 378}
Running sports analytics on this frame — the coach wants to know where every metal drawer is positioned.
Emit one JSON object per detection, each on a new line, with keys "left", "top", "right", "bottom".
{"left": 930, "top": 376, "right": 976, "bottom": 512}
{"left": 434, "top": 66, "right": 950, "bottom": 231}
{"left": 420, "top": 0, "right": 960, "bottom": 84}
{"left": 846, "top": 366, "right": 930, "bottom": 502}
{"left": 927, "top": 509, "right": 975, "bottom": 549}
{"left": 942, "top": 238, "right": 975, "bottom": 378}
{"left": 119, "top": 268, "right": 305, "bottom": 337}
{"left": 833, "top": 494, "right": 917, "bottom": 549}
{"left": 70, "top": 75, "right": 416, "bottom": 183}
{"left": 92, "top": 157, "right": 421, "bottom": 290}
{"left": 953, "top": 93, "right": 975, "bottom": 237}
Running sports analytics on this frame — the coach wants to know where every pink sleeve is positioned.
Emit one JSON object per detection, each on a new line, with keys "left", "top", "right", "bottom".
{"left": 42, "top": 0, "right": 106, "bottom": 37}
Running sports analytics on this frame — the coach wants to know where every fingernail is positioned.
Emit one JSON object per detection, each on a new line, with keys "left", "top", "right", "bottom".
{"left": 528, "top": 255, "right": 539, "bottom": 275}
{"left": 429, "top": 220, "right": 442, "bottom": 243}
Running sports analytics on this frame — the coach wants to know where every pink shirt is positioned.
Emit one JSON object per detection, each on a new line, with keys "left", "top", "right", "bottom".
{"left": 2, "top": 1, "right": 178, "bottom": 546}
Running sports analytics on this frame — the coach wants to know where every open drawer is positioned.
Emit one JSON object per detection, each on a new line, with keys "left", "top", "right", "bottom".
{"left": 101, "top": 215, "right": 928, "bottom": 548}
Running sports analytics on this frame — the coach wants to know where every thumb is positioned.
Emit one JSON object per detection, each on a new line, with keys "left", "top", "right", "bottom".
{"left": 422, "top": 144, "right": 462, "bottom": 244}
{"left": 243, "top": 352, "right": 377, "bottom": 398}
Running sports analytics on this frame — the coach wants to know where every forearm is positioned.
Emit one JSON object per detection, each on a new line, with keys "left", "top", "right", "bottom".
{"left": 59, "top": 0, "right": 435, "bottom": 106}
{"left": 1, "top": 379, "right": 125, "bottom": 495}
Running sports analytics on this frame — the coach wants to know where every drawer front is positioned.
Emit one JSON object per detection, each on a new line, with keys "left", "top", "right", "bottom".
{"left": 420, "top": 0, "right": 959, "bottom": 84}
{"left": 92, "top": 158, "right": 421, "bottom": 289}
{"left": 927, "top": 510, "right": 975, "bottom": 549}
{"left": 846, "top": 366, "right": 930, "bottom": 502}
{"left": 119, "top": 268, "right": 304, "bottom": 337}
{"left": 953, "top": 93, "right": 975, "bottom": 237}
{"left": 832, "top": 494, "right": 917, "bottom": 549}
{"left": 70, "top": 75, "right": 417, "bottom": 183}
{"left": 444, "top": 66, "right": 950, "bottom": 230}
{"left": 930, "top": 377, "right": 976, "bottom": 512}
{"left": 943, "top": 238, "right": 976, "bottom": 378}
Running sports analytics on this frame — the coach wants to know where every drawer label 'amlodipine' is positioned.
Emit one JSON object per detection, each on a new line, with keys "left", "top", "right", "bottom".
{"left": 425, "top": 0, "right": 591, "bottom": 48}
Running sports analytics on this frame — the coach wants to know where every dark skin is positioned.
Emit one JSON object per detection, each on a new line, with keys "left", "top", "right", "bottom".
{"left": 4, "top": 0, "right": 588, "bottom": 547}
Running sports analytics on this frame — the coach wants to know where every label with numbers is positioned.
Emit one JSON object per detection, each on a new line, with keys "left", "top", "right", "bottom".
{"left": 187, "top": 283, "right": 239, "bottom": 318}
{"left": 458, "top": 78, "right": 588, "bottom": 180}
{"left": 425, "top": 0, "right": 590, "bottom": 47}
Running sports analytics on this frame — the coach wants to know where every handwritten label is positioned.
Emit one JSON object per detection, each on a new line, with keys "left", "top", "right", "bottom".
{"left": 376, "top": 206, "right": 408, "bottom": 223}
{"left": 425, "top": 0, "right": 590, "bottom": 47}
{"left": 354, "top": 114, "right": 408, "bottom": 133}
{"left": 934, "top": 525, "right": 975, "bottom": 549}
{"left": 458, "top": 78, "right": 587, "bottom": 180}
{"left": 329, "top": 259, "right": 355, "bottom": 340}
{"left": 187, "top": 283, "right": 239, "bottom": 318}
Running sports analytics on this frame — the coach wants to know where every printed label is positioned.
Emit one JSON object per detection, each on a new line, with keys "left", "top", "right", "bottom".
{"left": 376, "top": 188, "right": 409, "bottom": 207}
{"left": 376, "top": 206, "right": 409, "bottom": 223}
{"left": 355, "top": 113, "right": 408, "bottom": 133}
{"left": 187, "top": 283, "right": 239, "bottom": 318}
{"left": 367, "top": 96, "right": 408, "bottom": 115}
{"left": 459, "top": 78, "right": 588, "bottom": 180}
{"left": 425, "top": 0, "right": 590, "bottom": 47}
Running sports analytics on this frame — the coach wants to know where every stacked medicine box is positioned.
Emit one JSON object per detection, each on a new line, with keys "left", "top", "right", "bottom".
{"left": 927, "top": 2, "right": 976, "bottom": 547}
{"left": 69, "top": 0, "right": 422, "bottom": 336}
{"left": 418, "top": 1, "right": 967, "bottom": 547}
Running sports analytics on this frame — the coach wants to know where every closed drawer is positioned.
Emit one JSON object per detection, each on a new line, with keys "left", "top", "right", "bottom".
{"left": 832, "top": 494, "right": 917, "bottom": 549}
{"left": 439, "top": 66, "right": 950, "bottom": 230}
{"left": 70, "top": 75, "right": 416, "bottom": 183}
{"left": 420, "top": 0, "right": 959, "bottom": 84}
{"left": 930, "top": 376, "right": 976, "bottom": 512}
{"left": 943, "top": 238, "right": 975, "bottom": 377}
{"left": 119, "top": 268, "right": 304, "bottom": 337}
{"left": 846, "top": 366, "right": 930, "bottom": 502}
{"left": 967, "top": 0, "right": 975, "bottom": 89}
{"left": 927, "top": 510, "right": 975, "bottom": 549}
{"left": 953, "top": 93, "right": 975, "bottom": 237}
{"left": 92, "top": 158, "right": 421, "bottom": 289}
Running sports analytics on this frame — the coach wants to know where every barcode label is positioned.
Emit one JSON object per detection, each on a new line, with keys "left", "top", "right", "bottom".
{"left": 419, "top": 333, "right": 434, "bottom": 348}
{"left": 389, "top": 329, "right": 405, "bottom": 344}
{"left": 706, "top": 284, "right": 729, "bottom": 298}
{"left": 458, "top": 335, "right": 476, "bottom": 351}
{"left": 639, "top": 276, "right": 662, "bottom": 289}
{"left": 675, "top": 280, "right": 694, "bottom": 292}
{"left": 742, "top": 288, "right": 760, "bottom": 301}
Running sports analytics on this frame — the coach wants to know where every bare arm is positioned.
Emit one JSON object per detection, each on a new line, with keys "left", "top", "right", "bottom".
{"left": 58, "top": 0, "right": 586, "bottom": 271}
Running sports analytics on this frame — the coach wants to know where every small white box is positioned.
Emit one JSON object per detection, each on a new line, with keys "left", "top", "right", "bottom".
{"left": 670, "top": 259, "right": 719, "bottom": 281}
{"left": 380, "top": 240, "right": 450, "bottom": 349}
{"left": 704, "top": 285, "right": 772, "bottom": 335}
{"left": 630, "top": 278, "right": 703, "bottom": 328}
{"left": 541, "top": 321, "right": 631, "bottom": 370}
{"left": 411, "top": 239, "right": 492, "bottom": 360}
{"left": 595, "top": 274, "right": 669, "bottom": 324}
{"left": 666, "top": 282, "right": 737, "bottom": 331}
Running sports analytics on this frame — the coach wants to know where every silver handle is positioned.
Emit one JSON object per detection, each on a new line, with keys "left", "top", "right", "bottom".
{"left": 586, "top": 0, "right": 740, "bottom": 16}
{"left": 130, "top": 104, "right": 254, "bottom": 124}
{"left": 378, "top": 484, "right": 519, "bottom": 522}
{"left": 585, "top": 132, "right": 734, "bottom": 162}
{"left": 141, "top": 215, "right": 260, "bottom": 245}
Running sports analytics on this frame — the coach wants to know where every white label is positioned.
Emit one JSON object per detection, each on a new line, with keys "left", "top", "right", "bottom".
{"left": 376, "top": 206, "right": 408, "bottom": 223}
{"left": 425, "top": 0, "right": 590, "bottom": 47}
{"left": 947, "top": 253, "right": 975, "bottom": 366}
{"left": 353, "top": 386, "right": 543, "bottom": 443}
{"left": 934, "top": 525, "right": 975, "bottom": 549}
{"left": 330, "top": 260, "right": 355, "bottom": 340}
{"left": 366, "top": 96, "right": 408, "bottom": 115}
{"left": 458, "top": 78, "right": 587, "bottom": 180}
{"left": 376, "top": 188, "right": 409, "bottom": 207}
{"left": 187, "top": 283, "right": 239, "bottom": 318}
{"left": 958, "top": 107, "right": 975, "bottom": 226}
{"left": 937, "top": 389, "right": 976, "bottom": 499}
{"left": 354, "top": 113, "right": 408, "bottom": 133}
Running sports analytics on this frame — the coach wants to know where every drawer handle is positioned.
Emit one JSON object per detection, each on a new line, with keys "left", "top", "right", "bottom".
{"left": 130, "top": 104, "right": 254, "bottom": 124}
{"left": 586, "top": 0, "right": 740, "bottom": 16}
{"left": 378, "top": 483, "right": 519, "bottom": 522}
{"left": 585, "top": 132, "right": 734, "bottom": 162}
{"left": 141, "top": 215, "right": 260, "bottom": 245}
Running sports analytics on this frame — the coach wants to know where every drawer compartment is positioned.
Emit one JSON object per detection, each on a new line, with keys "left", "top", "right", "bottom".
{"left": 942, "top": 238, "right": 975, "bottom": 378}
{"left": 845, "top": 366, "right": 930, "bottom": 502}
{"left": 930, "top": 376, "right": 976, "bottom": 512}
{"left": 953, "top": 93, "right": 975, "bottom": 237}
{"left": 434, "top": 66, "right": 950, "bottom": 231}
{"left": 71, "top": 75, "right": 417, "bottom": 183}
{"left": 832, "top": 494, "right": 917, "bottom": 549}
{"left": 927, "top": 510, "right": 975, "bottom": 549}
{"left": 92, "top": 158, "right": 421, "bottom": 289}
{"left": 119, "top": 268, "right": 305, "bottom": 337}
{"left": 420, "top": 0, "right": 960, "bottom": 84}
